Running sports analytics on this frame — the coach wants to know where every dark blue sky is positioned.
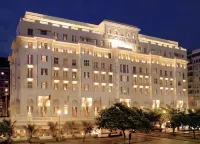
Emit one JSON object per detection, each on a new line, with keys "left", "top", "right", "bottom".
{"left": 0, "top": 0, "right": 200, "bottom": 57}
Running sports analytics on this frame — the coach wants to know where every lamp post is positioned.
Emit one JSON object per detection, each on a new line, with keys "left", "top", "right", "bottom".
{"left": 57, "top": 110, "right": 61, "bottom": 141}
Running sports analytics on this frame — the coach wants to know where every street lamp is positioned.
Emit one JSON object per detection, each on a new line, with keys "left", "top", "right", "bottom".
{"left": 58, "top": 110, "right": 61, "bottom": 141}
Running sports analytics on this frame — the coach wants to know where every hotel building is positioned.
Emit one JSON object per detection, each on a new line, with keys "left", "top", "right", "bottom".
{"left": 188, "top": 49, "right": 200, "bottom": 109}
{"left": 9, "top": 12, "right": 188, "bottom": 123}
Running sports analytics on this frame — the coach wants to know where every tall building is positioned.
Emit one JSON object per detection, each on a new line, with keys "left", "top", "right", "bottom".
{"left": 9, "top": 12, "right": 188, "bottom": 123}
{"left": 188, "top": 49, "right": 200, "bottom": 109}
{"left": 0, "top": 57, "right": 10, "bottom": 117}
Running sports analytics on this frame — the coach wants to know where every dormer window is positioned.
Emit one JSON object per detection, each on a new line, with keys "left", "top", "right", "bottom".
{"left": 132, "top": 34, "right": 135, "bottom": 39}
{"left": 127, "top": 32, "right": 130, "bottom": 38}
{"left": 121, "top": 31, "right": 125, "bottom": 36}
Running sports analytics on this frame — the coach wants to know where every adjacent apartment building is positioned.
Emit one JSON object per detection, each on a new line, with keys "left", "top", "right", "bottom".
{"left": 188, "top": 49, "right": 200, "bottom": 109}
{"left": 0, "top": 57, "right": 10, "bottom": 117}
{"left": 9, "top": 12, "right": 188, "bottom": 123}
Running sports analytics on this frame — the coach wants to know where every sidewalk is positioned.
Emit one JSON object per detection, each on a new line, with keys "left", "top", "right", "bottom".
{"left": 135, "top": 132, "right": 200, "bottom": 143}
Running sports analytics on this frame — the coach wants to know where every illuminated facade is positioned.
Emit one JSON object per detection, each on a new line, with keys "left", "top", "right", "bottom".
{"left": 9, "top": 12, "right": 188, "bottom": 123}
{"left": 188, "top": 49, "right": 200, "bottom": 109}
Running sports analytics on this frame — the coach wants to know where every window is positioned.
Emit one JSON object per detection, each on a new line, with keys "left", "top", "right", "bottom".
{"left": 102, "top": 74, "right": 106, "bottom": 81}
{"left": 72, "top": 107, "right": 77, "bottom": 117}
{"left": 100, "top": 40, "right": 104, "bottom": 47}
{"left": 27, "top": 82, "right": 33, "bottom": 88}
{"left": 84, "top": 84, "right": 89, "bottom": 91}
{"left": 72, "top": 59, "right": 76, "bottom": 66}
{"left": 109, "top": 64, "right": 112, "bottom": 72}
{"left": 101, "top": 63, "right": 105, "bottom": 69}
{"left": 41, "top": 68, "right": 48, "bottom": 75}
{"left": 63, "top": 84, "right": 68, "bottom": 90}
{"left": 123, "top": 65, "right": 126, "bottom": 73}
{"left": 54, "top": 83, "right": 58, "bottom": 90}
{"left": 133, "top": 67, "right": 136, "bottom": 74}
{"left": 108, "top": 28, "right": 111, "bottom": 34}
{"left": 84, "top": 72, "right": 90, "bottom": 78}
{"left": 140, "top": 88, "right": 142, "bottom": 94}
{"left": 94, "top": 85, "right": 98, "bottom": 92}
{"left": 165, "top": 80, "right": 167, "bottom": 86}
{"left": 63, "top": 58, "right": 68, "bottom": 66}
{"left": 54, "top": 32, "right": 58, "bottom": 40}
{"left": 94, "top": 62, "right": 98, "bottom": 68}
{"left": 72, "top": 35, "right": 76, "bottom": 42}
{"left": 41, "top": 55, "right": 48, "bottom": 62}
{"left": 109, "top": 86, "right": 112, "bottom": 92}
{"left": 28, "top": 42, "right": 33, "bottom": 48}
{"left": 170, "top": 71, "right": 172, "bottom": 77}
{"left": 94, "top": 74, "right": 98, "bottom": 80}
{"left": 154, "top": 78, "right": 158, "bottom": 84}
{"left": 160, "top": 70, "right": 162, "bottom": 76}
{"left": 120, "top": 64, "right": 122, "bottom": 73}
{"left": 108, "top": 75, "right": 112, "bottom": 83}
{"left": 145, "top": 68, "right": 148, "bottom": 74}
{"left": 115, "top": 30, "right": 118, "bottom": 35}
{"left": 139, "top": 67, "right": 142, "bottom": 73}
{"left": 54, "top": 58, "right": 59, "bottom": 64}
{"left": 102, "top": 86, "right": 105, "bottom": 92}
{"left": 108, "top": 53, "right": 112, "bottom": 58}
{"left": 63, "top": 34, "right": 67, "bottom": 40}
{"left": 27, "top": 55, "right": 33, "bottom": 64}
{"left": 28, "top": 29, "right": 33, "bottom": 36}
{"left": 54, "top": 70, "right": 59, "bottom": 77}
{"left": 84, "top": 60, "right": 90, "bottom": 66}
{"left": 72, "top": 84, "right": 76, "bottom": 91}
{"left": 94, "top": 39, "right": 97, "bottom": 45}
{"left": 41, "top": 42, "right": 48, "bottom": 49}
{"left": 63, "top": 71, "right": 68, "bottom": 78}
{"left": 40, "top": 30, "right": 47, "bottom": 35}
{"left": 178, "top": 81, "right": 181, "bottom": 86}
{"left": 153, "top": 68, "right": 157, "bottom": 74}
{"left": 64, "top": 105, "right": 68, "bottom": 114}
{"left": 170, "top": 80, "right": 173, "bottom": 86}
{"left": 41, "top": 82, "right": 47, "bottom": 89}
{"left": 72, "top": 72, "right": 77, "bottom": 78}
{"left": 27, "top": 68, "right": 33, "bottom": 78}
{"left": 165, "top": 71, "right": 167, "bottom": 76}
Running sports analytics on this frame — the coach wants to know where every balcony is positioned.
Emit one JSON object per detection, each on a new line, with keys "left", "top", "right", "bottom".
{"left": 53, "top": 63, "right": 60, "bottom": 67}
{"left": 53, "top": 75, "right": 60, "bottom": 80}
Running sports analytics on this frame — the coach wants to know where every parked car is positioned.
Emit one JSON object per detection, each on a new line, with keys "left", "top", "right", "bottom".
{"left": 152, "top": 126, "right": 163, "bottom": 132}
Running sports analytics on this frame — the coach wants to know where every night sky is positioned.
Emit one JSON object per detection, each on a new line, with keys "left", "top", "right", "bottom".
{"left": 0, "top": 0, "right": 200, "bottom": 57}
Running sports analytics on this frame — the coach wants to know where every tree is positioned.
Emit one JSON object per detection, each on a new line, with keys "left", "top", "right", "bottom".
{"left": 82, "top": 121, "right": 93, "bottom": 142}
{"left": 47, "top": 121, "right": 58, "bottom": 140}
{"left": 96, "top": 103, "right": 142, "bottom": 143}
{"left": 23, "top": 124, "right": 40, "bottom": 143}
{"left": 144, "top": 109, "right": 161, "bottom": 127}
{"left": 0, "top": 119, "right": 16, "bottom": 143}
{"left": 164, "top": 105, "right": 182, "bottom": 135}
{"left": 184, "top": 109, "right": 200, "bottom": 139}
{"left": 63, "top": 121, "right": 77, "bottom": 137}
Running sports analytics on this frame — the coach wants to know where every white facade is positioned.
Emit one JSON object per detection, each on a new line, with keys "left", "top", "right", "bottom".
{"left": 9, "top": 12, "right": 188, "bottom": 123}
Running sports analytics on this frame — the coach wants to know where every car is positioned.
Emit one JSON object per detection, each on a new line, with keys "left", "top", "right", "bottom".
{"left": 152, "top": 127, "right": 163, "bottom": 132}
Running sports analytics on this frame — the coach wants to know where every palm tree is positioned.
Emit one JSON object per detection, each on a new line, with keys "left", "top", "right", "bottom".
{"left": 23, "top": 124, "right": 40, "bottom": 143}
{"left": 63, "top": 121, "right": 76, "bottom": 137}
{"left": 0, "top": 119, "right": 16, "bottom": 144}
{"left": 47, "top": 121, "right": 58, "bottom": 140}
{"left": 82, "top": 121, "right": 93, "bottom": 142}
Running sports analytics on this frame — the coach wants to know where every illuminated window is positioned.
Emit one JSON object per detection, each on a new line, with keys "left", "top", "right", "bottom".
{"left": 94, "top": 107, "right": 99, "bottom": 116}
{"left": 54, "top": 32, "right": 58, "bottom": 40}
{"left": 101, "top": 74, "right": 106, "bottom": 81}
{"left": 54, "top": 70, "right": 59, "bottom": 77}
{"left": 100, "top": 40, "right": 104, "bottom": 47}
{"left": 84, "top": 84, "right": 89, "bottom": 91}
{"left": 72, "top": 72, "right": 77, "bottom": 79}
{"left": 63, "top": 84, "right": 68, "bottom": 90}
{"left": 54, "top": 83, "right": 58, "bottom": 90}
{"left": 94, "top": 74, "right": 98, "bottom": 80}
{"left": 72, "top": 84, "right": 77, "bottom": 91}
{"left": 28, "top": 42, "right": 33, "bottom": 48}
{"left": 84, "top": 72, "right": 90, "bottom": 78}
{"left": 27, "top": 68, "right": 33, "bottom": 78}
{"left": 64, "top": 105, "right": 68, "bottom": 114}
{"left": 41, "top": 82, "right": 47, "bottom": 89}
{"left": 41, "top": 68, "right": 48, "bottom": 75}
{"left": 41, "top": 55, "right": 48, "bottom": 62}
{"left": 108, "top": 86, "right": 112, "bottom": 92}
{"left": 63, "top": 34, "right": 67, "bottom": 40}
{"left": 27, "top": 82, "right": 33, "bottom": 88}
{"left": 63, "top": 71, "right": 68, "bottom": 78}
{"left": 27, "top": 55, "right": 33, "bottom": 64}
{"left": 94, "top": 85, "right": 98, "bottom": 92}
{"left": 72, "top": 107, "right": 77, "bottom": 117}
